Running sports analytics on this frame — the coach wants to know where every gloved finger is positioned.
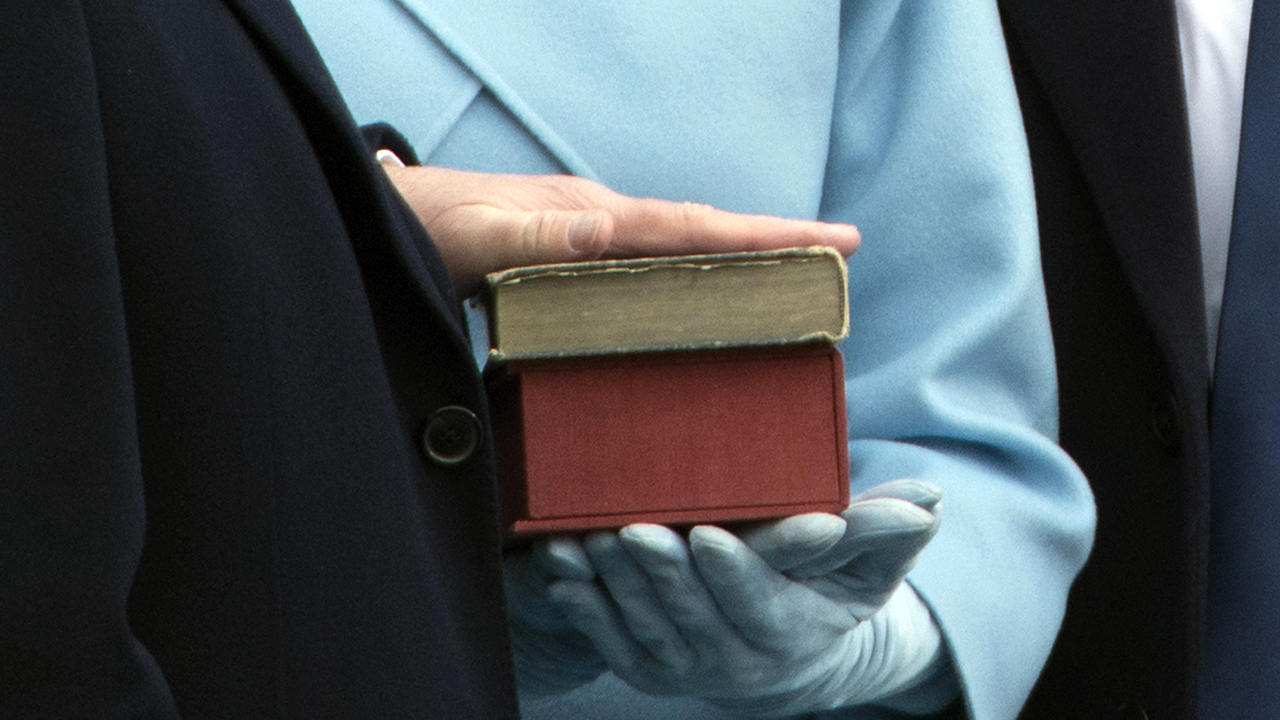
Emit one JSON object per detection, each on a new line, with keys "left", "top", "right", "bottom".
{"left": 852, "top": 478, "right": 942, "bottom": 511}
{"left": 533, "top": 535, "right": 596, "bottom": 581}
{"left": 503, "top": 551, "right": 608, "bottom": 696}
{"left": 616, "top": 524, "right": 742, "bottom": 651}
{"left": 504, "top": 550, "right": 576, "bottom": 634}
{"left": 506, "top": 536, "right": 593, "bottom": 608}
{"left": 841, "top": 497, "right": 940, "bottom": 583}
{"left": 548, "top": 578, "right": 662, "bottom": 689}
{"left": 789, "top": 498, "right": 939, "bottom": 618}
{"left": 584, "top": 531, "right": 694, "bottom": 670}
{"left": 787, "top": 497, "right": 938, "bottom": 580}
{"left": 505, "top": 537, "right": 595, "bottom": 632}
{"left": 688, "top": 525, "right": 852, "bottom": 648}
{"left": 736, "top": 512, "right": 847, "bottom": 572}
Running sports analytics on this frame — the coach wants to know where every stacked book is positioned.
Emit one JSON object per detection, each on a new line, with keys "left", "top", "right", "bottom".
{"left": 481, "top": 246, "right": 851, "bottom": 540}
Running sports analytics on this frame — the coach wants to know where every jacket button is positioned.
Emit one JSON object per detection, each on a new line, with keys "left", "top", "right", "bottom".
{"left": 422, "top": 406, "right": 482, "bottom": 467}
{"left": 1151, "top": 389, "right": 1182, "bottom": 453}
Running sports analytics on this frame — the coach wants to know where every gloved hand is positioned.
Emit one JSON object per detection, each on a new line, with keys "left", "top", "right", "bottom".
{"left": 503, "top": 537, "right": 609, "bottom": 697}
{"left": 544, "top": 479, "right": 950, "bottom": 717}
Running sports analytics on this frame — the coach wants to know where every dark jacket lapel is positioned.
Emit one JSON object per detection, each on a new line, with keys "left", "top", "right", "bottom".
{"left": 1002, "top": 3, "right": 1211, "bottom": 718}
{"left": 219, "top": 0, "right": 470, "bottom": 343}
{"left": 1002, "top": 0, "right": 1208, "bottom": 384}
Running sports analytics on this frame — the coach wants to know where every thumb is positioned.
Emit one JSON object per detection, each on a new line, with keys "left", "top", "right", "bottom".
{"left": 506, "top": 207, "right": 613, "bottom": 260}
{"left": 428, "top": 205, "right": 614, "bottom": 296}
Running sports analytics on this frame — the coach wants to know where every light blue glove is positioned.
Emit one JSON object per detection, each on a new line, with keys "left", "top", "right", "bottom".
{"left": 545, "top": 480, "right": 953, "bottom": 717}
{"left": 504, "top": 537, "right": 609, "bottom": 697}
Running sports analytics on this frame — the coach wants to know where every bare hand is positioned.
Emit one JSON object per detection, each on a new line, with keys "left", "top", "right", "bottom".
{"left": 381, "top": 163, "right": 861, "bottom": 296}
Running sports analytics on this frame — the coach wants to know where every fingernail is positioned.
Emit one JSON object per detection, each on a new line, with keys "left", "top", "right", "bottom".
{"left": 823, "top": 224, "right": 861, "bottom": 253}
{"left": 567, "top": 210, "right": 605, "bottom": 253}
{"left": 375, "top": 149, "right": 406, "bottom": 168}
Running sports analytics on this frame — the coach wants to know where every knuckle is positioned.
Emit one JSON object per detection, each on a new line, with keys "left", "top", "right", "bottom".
{"left": 675, "top": 201, "right": 717, "bottom": 224}
{"left": 539, "top": 174, "right": 608, "bottom": 207}
{"left": 518, "top": 212, "right": 555, "bottom": 260}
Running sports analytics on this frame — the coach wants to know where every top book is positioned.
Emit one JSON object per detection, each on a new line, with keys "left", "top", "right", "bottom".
{"left": 482, "top": 246, "right": 849, "bottom": 362}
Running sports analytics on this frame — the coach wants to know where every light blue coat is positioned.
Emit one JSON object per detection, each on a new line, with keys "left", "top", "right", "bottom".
{"left": 292, "top": 1, "right": 1097, "bottom": 718}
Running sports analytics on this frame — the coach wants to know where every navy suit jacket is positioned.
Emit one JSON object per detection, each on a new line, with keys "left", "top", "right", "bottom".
{"left": 0, "top": 1, "right": 518, "bottom": 718}
{"left": 998, "top": 2, "right": 1211, "bottom": 719}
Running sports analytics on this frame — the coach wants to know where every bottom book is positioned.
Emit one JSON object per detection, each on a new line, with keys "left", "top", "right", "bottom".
{"left": 487, "top": 344, "right": 850, "bottom": 541}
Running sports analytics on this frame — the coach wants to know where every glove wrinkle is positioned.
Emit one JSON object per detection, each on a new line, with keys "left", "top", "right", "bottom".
{"left": 506, "top": 479, "right": 954, "bottom": 716}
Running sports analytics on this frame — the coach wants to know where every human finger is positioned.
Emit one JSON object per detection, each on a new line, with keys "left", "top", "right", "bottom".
{"left": 616, "top": 524, "right": 743, "bottom": 652}
{"left": 852, "top": 478, "right": 942, "bottom": 511}
{"left": 547, "top": 578, "right": 657, "bottom": 685}
{"left": 787, "top": 497, "right": 938, "bottom": 581}
{"left": 583, "top": 531, "right": 694, "bottom": 670}
{"left": 736, "top": 512, "right": 848, "bottom": 572}
{"left": 602, "top": 197, "right": 860, "bottom": 259}
{"left": 689, "top": 525, "right": 854, "bottom": 646}
{"left": 425, "top": 203, "right": 614, "bottom": 296}
{"left": 533, "top": 535, "right": 597, "bottom": 581}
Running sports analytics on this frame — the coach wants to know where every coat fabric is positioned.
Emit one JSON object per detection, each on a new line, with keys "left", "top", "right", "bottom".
{"left": 292, "top": 1, "right": 1098, "bottom": 718}
{"left": 0, "top": 0, "right": 519, "bottom": 718}
{"left": 998, "top": 2, "right": 1210, "bottom": 720}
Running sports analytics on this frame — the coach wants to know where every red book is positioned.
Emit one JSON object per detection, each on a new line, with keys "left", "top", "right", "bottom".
{"left": 488, "top": 344, "right": 849, "bottom": 540}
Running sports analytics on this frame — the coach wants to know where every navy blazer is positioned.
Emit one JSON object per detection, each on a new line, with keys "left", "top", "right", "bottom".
{"left": 0, "top": 1, "right": 518, "bottom": 718}
{"left": 998, "top": 2, "right": 1211, "bottom": 720}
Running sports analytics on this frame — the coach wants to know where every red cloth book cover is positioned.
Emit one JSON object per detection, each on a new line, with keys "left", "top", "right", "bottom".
{"left": 488, "top": 344, "right": 849, "bottom": 540}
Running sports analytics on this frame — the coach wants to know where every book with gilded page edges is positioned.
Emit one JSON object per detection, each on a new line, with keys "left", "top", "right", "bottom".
{"left": 482, "top": 247, "right": 851, "bottom": 540}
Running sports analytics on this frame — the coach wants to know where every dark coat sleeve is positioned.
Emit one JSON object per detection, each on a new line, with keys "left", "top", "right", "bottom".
{"left": 360, "top": 122, "right": 424, "bottom": 165}
{"left": 0, "top": 2, "right": 180, "bottom": 717}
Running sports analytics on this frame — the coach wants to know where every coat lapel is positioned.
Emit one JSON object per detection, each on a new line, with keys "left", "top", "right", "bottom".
{"left": 219, "top": 0, "right": 469, "bottom": 342}
{"left": 1002, "top": 0, "right": 1208, "bottom": 382}
{"left": 385, "top": 0, "right": 840, "bottom": 217}
{"left": 221, "top": 0, "right": 351, "bottom": 124}
{"left": 387, "top": 0, "right": 606, "bottom": 179}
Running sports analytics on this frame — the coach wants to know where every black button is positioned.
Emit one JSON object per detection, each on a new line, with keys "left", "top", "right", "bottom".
{"left": 1151, "top": 389, "right": 1182, "bottom": 453}
{"left": 421, "top": 406, "right": 482, "bottom": 467}
{"left": 1117, "top": 702, "right": 1148, "bottom": 720}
